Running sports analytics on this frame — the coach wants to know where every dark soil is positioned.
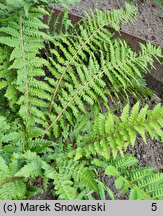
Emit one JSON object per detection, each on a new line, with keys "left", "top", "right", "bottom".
{"left": 31, "top": 0, "right": 163, "bottom": 200}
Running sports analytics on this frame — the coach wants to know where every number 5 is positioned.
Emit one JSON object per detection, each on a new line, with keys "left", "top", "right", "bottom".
{"left": 151, "top": 203, "right": 157, "bottom": 211}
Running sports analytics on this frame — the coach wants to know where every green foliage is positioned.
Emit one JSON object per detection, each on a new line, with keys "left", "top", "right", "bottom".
{"left": 0, "top": 3, "right": 50, "bottom": 132}
{"left": 0, "top": 150, "right": 46, "bottom": 199}
{"left": 45, "top": 4, "right": 161, "bottom": 137}
{"left": 42, "top": 157, "right": 99, "bottom": 200}
{"left": 0, "top": 0, "right": 79, "bottom": 18}
{"left": 0, "top": 1, "right": 162, "bottom": 200}
{"left": 155, "top": 0, "right": 163, "bottom": 5}
{"left": 93, "top": 155, "right": 163, "bottom": 200}
{"left": 81, "top": 102, "right": 163, "bottom": 158}
{"left": 0, "top": 154, "right": 26, "bottom": 199}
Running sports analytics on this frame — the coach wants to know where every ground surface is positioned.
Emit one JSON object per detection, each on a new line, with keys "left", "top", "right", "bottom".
{"left": 31, "top": 0, "right": 163, "bottom": 199}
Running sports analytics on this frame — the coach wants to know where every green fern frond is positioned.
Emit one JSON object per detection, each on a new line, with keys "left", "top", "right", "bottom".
{"left": 27, "top": 138, "right": 55, "bottom": 153}
{"left": 42, "top": 154, "right": 99, "bottom": 200}
{"left": 0, "top": 156, "right": 26, "bottom": 199}
{"left": 45, "top": 6, "right": 162, "bottom": 136}
{"left": 0, "top": 150, "right": 49, "bottom": 199}
{"left": 83, "top": 102, "right": 163, "bottom": 158}
{"left": 92, "top": 154, "right": 163, "bottom": 200}
{"left": 54, "top": 177, "right": 78, "bottom": 200}
{"left": 0, "top": 5, "right": 51, "bottom": 130}
{"left": 46, "top": 4, "right": 137, "bottom": 107}
{"left": 15, "top": 160, "right": 43, "bottom": 178}
{"left": 0, "top": 115, "right": 23, "bottom": 152}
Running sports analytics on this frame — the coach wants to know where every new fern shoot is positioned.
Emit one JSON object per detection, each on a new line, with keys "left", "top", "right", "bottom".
{"left": 0, "top": 1, "right": 162, "bottom": 200}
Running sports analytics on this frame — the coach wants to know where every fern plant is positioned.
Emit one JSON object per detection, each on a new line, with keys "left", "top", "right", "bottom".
{"left": 45, "top": 12, "right": 161, "bottom": 137}
{"left": 0, "top": 1, "right": 162, "bottom": 200}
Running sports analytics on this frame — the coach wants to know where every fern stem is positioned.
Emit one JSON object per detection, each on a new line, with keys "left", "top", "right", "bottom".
{"left": 49, "top": 24, "right": 106, "bottom": 113}
{"left": 46, "top": 53, "right": 149, "bottom": 131}
{"left": 46, "top": 72, "right": 103, "bottom": 131}
{"left": 121, "top": 176, "right": 152, "bottom": 199}
{"left": 0, "top": 176, "right": 22, "bottom": 187}
{"left": 19, "top": 15, "right": 29, "bottom": 119}
{"left": 46, "top": 54, "right": 148, "bottom": 131}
